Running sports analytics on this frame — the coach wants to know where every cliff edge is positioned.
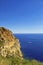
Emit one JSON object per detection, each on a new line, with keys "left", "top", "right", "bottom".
{"left": 0, "top": 27, "right": 23, "bottom": 58}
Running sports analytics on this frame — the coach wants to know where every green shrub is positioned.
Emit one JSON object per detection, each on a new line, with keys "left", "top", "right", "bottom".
{"left": 0, "top": 55, "right": 43, "bottom": 65}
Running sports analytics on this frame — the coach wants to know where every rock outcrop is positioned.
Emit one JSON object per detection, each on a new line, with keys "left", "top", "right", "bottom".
{"left": 0, "top": 27, "right": 23, "bottom": 57}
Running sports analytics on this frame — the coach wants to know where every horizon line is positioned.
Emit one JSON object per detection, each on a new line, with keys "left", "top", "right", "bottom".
{"left": 14, "top": 33, "right": 43, "bottom": 34}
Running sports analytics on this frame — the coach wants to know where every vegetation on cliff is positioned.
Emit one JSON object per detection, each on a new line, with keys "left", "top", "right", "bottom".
{"left": 0, "top": 27, "right": 23, "bottom": 57}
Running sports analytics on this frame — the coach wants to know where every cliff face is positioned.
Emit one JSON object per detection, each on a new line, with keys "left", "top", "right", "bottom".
{"left": 0, "top": 27, "right": 23, "bottom": 57}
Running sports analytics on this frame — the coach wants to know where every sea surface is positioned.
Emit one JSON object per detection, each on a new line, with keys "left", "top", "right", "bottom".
{"left": 15, "top": 34, "right": 43, "bottom": 62}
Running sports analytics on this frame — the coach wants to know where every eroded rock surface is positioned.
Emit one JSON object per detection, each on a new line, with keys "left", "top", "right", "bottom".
{"left": 0, "top": 27, "right": 23, "bottom": 57}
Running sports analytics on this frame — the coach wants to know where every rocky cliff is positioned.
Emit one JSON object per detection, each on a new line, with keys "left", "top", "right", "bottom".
{"left": 0, "top": 27, "right": 23, "bottom": 58}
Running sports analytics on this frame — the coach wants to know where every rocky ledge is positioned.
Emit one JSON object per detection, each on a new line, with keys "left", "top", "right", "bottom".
{"left": 0, "top": 27, "right": 23, "bottom": 58}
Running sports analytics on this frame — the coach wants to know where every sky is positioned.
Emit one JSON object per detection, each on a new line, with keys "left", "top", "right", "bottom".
{"left": 0, "top": 0, "right": 43, "bottom": 33}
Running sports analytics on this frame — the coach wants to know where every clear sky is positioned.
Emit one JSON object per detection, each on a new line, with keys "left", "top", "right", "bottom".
{"left": 0, "top": 0, "right": 43, "bottom": 33}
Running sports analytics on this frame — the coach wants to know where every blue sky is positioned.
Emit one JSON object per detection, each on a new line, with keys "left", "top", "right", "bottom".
{"left": 0, "top": 0, "right": 43, "bottom": 33}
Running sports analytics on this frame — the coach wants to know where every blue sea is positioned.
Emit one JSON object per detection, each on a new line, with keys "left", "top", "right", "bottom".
{"left": 15, "top": 34, "right": 43, "bottom": 62}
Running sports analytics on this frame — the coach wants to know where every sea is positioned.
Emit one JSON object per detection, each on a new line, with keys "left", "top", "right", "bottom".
{"left": 15, "top": 34, "right": 43, "bottom": 62}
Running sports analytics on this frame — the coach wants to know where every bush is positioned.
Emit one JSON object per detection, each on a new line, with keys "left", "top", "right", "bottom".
{"left": 0, "top": 55, "right": 43, "bottom": 65}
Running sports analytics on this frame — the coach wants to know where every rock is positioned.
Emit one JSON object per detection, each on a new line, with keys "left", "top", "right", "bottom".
{"left": 0, "top": 27, "right": 23, "bottom": 58}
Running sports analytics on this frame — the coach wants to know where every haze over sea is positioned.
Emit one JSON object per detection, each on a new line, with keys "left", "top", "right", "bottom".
{"left": 15, "top": 34, "right": 43, "bottom": 62}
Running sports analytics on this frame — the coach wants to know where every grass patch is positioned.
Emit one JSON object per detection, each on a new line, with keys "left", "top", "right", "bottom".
{"left": 0, "top": 41, "right": 4, "bottom": 47}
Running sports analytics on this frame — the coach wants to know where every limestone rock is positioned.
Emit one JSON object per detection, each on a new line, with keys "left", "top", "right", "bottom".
{"left": 0, "top": 27, "right": 23, "bottom": 58}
